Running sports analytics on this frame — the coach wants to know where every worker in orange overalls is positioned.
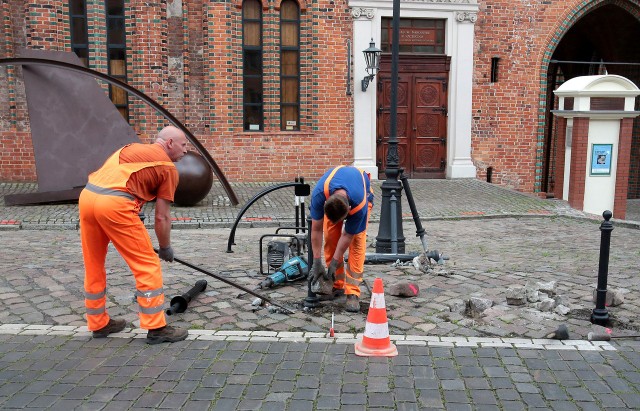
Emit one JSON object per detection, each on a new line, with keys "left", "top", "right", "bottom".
{"left": 309, "top": 166, "right": 374, "bottom": 312}
{"left": 79, "top": 125, "right": 189, "bottom": 344}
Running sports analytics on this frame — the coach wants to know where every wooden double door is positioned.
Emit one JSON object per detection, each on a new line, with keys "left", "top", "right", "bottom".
{"left": 376, "top": 55, "right": 450, "bottom": 179}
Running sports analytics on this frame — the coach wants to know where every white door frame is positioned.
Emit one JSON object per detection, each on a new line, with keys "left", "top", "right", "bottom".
{"left": 348, "top": 0, "right": 478, "bottom": 179}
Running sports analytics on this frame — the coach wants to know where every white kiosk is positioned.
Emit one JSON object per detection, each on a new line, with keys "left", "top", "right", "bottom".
{"left": 552, "top": 75, "right": 640, "bottom": 219}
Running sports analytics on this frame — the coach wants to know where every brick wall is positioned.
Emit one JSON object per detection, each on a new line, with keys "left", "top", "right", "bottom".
{"left": 0, "top": 1, "right": 36, "bottom": 182}
{"left": 0, "top": 0, "right": 353, "bottom": 183}
{"left": 614, "top": 117, "right": 634, "bottom": 218}
{"left": 2, "top": 0, "right": 638, "bottom": 195}
{"left": 472, "top": 0, "right": 581, "bottom": 193}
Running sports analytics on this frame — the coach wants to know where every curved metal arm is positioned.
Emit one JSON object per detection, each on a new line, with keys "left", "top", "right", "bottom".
{"left": 0, "top": 57, "right": 239, "bottom": 205}
{"left": 226, "top": 182, "right": 309, "bottom": 253}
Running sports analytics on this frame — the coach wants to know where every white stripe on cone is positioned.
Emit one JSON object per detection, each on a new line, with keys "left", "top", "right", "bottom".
{"left": 370, "top": 292, "right": 386, "bottom": 309}
{"left": 363, "top": 321, "right": 390, "bottom": 339}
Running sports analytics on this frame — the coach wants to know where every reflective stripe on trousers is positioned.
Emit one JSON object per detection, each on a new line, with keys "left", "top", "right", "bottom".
{"left": 85, "top": 288, "right": 107, "bottom": 320}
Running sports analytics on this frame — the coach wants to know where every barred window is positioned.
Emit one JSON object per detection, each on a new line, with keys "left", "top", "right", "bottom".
{"left": 242, "top": 0, "right": 264, "bottom": 131}
{"left": 280, "top": 0, "right": 300, "bottom": 131}
{"left": 69, "top": 0, "right": 88, "bottom": 66}
{"left": 106, "top": 0, "right": 128, "bottom": 120}
{"left": 68, "top": 0, "right": 129, "bottom": 120}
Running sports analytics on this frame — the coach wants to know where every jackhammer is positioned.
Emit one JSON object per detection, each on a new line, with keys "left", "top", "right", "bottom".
{"left": 255, "top": 256, "right": 308, "bottom": 289}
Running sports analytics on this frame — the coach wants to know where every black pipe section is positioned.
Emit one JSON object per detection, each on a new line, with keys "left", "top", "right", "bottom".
{"left": 591, "top": 210, "right": 613, "bottom": 326}
{"left": 295, "top": 177, "right": 300, "bottom": 234}
{"left": 390, "top": 190, "right": 398, "bottom": 254}
{"left": 166, "top": 280, "right": 208, "bottom": 316}
{"left": 399, "top": 173, "right": 428, "bottom": 253}
{"left": 226, "top": 181, "right": 310, "bottom": 253}
{"left": 304, "top": 215, "right": 320, "bottom": 308}
{"left": 153, "top": 248, "right": 295, "bottom": 314}
{"left": 362, "top": 252, "right": 419, "bottom": 264}
{"left": 0, "top": 57, "right": 239, "bottom": 205}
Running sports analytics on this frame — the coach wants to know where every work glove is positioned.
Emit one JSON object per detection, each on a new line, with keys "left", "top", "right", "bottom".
{"left": 310, "top": 258, "right": 327, "bottom": 283}
{"left": 327, "top": 259, "right": 342, "bottom": 282}
{"left": 158, "top": 246, "right": 174, "bottom": 262}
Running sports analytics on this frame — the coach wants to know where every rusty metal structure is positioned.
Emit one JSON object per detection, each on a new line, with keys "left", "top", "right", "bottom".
{"left": 0, "top": 50, "right": 238, "bottom": 206}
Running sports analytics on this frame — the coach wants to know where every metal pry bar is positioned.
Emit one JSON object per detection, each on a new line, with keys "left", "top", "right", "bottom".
{"left": 154, "top": 249, "right": 295, "bottom": 314}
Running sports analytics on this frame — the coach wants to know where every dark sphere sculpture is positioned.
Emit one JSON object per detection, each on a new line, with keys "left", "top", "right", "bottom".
{"left": 174, "top": 151, "right": 214, "bottom": 206}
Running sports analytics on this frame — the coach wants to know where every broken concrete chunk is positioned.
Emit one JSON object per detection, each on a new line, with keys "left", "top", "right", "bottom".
{"left": 446, "top": 299, "right": 467, "bottom": 315}
{"left": 388, "top": 282, "right": 420, "bottom": 298}
{"left": 536, "top": 280, "right": 557, "bottom": 296}
{"left": 554, "top": 304, "right": 570, "bottom": 315}
{"left": 537, "top": 298, "right": 556, "bottom": 312}
{"left": 506, "top": 286, "right": 527, "bottom": 306}
{"left": 526, "top": 287, "right": 540, "bottom": 303}
{"left": 592, "top": 289, "right": 624, "bottom": 307}
{"left": 469, "top": 297, "right": 493, "bottom": 316}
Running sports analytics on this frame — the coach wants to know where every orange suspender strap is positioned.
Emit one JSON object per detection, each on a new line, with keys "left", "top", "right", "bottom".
{"left": 323, "top": 166, "right": 368, "bottom": 216}
{"left": 323, "top": 166, "right": 344, "bottom": 199}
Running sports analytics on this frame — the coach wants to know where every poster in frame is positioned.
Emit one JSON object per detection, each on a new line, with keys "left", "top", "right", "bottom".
{"left": 590, "top": 143, "right": 613, "bottom": 176}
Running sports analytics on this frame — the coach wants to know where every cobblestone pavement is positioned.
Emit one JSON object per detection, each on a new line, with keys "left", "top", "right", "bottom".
{"left": 1, "top": 179, "right": 639, "bottom": 409}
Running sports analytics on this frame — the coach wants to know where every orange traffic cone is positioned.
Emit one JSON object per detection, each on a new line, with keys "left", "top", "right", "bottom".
{"left": 354, "top": 278, "right": 398, "bottom": 357}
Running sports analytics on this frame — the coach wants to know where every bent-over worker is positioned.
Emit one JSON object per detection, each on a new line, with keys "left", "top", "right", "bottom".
{"left": 79, "top": 125, "right": 189, "bottom": 344}
{"left": 309, "top": 165, "right": 374, "bottom": 312}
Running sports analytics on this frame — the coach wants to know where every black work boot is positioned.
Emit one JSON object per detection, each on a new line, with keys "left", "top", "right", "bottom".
{"left": 92, "top": 318, "right": 127, "bottom": 338}
{"left": 345, "top": 295, "right": 360, "bottom": 313}
{"left": 146, "top": 325, "right": 188, "bottom": 345}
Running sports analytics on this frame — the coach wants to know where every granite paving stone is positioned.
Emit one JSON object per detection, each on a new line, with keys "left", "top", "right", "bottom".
{"left": 1, "top": 181, "right": 640, "bottom": 409}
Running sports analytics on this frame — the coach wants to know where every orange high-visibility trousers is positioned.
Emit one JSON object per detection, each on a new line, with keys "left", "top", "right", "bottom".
{"left": 79, "top": 189, "right": 166, "bottom": 331}
{"left": 323, "top": 201, "right": 373, "bottom": 297}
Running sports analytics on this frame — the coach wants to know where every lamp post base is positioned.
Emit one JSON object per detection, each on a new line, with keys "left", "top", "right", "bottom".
{"left": 591, "top": 308, "right": 610, "bottom": 326}
{"left": 375, "top": 176, "right": 406, "bottom": 254}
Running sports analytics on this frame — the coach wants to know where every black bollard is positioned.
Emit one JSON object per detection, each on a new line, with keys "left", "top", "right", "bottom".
{"left": 303, "top": 215, "right": 320, "bottom": 308}
{"left": 591, "top": 210, "right": 613, "bottom": 326}
{"left": 166, "top": 280, "right": 208, "bottom": 316}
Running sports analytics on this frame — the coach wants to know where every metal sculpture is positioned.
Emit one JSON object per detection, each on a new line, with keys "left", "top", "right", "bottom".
{"left": 0, "top": 51, "right": 238, "bottom": 206}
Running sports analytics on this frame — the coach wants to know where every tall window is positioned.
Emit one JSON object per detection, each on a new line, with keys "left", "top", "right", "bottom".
{"left": 106, "top": 0, "right": 128, "bottom": 120}
{"left": 280, "top": 0, "right": 300, "bottom": 131}
{"left": 242, "top": 0, "right": 264, "bottom": 131}
{"left": 69, "top": 0, "right": 88, "bottom": 66}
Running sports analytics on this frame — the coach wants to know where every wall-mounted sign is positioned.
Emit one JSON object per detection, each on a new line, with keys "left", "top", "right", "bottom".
{"left": 590, "top": 143, "right": 613, "bottom": 176}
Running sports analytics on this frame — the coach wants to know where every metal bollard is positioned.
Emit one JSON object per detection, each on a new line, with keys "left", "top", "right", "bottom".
{"left": 591, "top": 210, "right": 613, "bottom": 326}
{"left": 390, "top": 189, "right": 398, "bottom": 255}
{"left": 166, "top": 280, "right": 208, "bottom": 316}
{"left": 304, "top": 215, "right": 320, "bottom": 308}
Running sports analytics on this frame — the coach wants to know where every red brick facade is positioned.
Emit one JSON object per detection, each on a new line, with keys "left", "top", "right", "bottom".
{"left": 0, "top": 0, "right": 353, "bottom": 183}
{"left": 1, "top": 0, "right": 639, "bottom": 198}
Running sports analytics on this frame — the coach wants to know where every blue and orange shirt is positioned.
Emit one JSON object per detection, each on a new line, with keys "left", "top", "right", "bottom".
{"left": 310, "top": 166, "right": 374, "bottom": 235}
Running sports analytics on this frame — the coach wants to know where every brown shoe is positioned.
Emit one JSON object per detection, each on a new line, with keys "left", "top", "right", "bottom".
{"left": 345, "top": 295, "right": 360, "bottom": 313}
{"left": 146, "top": 325, "right": 188, "bottom": 345}
{"left": 92, "top": 318, "right": 127, "bottom": 338}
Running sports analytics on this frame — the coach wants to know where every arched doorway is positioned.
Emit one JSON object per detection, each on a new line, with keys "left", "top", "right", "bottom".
{"left": 542, "top": 2, "right": 640, "bottom": 199}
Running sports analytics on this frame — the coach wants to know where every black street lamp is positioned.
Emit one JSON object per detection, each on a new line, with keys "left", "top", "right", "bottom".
{"left": 375, "top": 0, "right": 406, "bottom": 254}
{"left": 361, "top": 38, "right": 382, "bottom": 92}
